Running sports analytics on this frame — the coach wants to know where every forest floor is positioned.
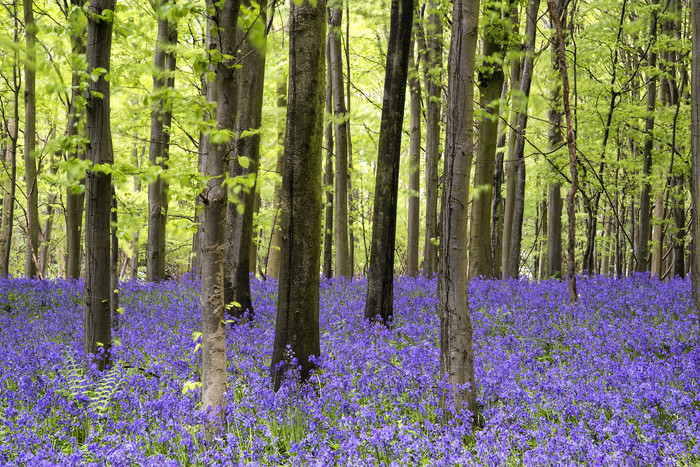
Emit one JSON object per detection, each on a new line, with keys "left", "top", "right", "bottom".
{"left": 0, "top": 274, "right": 697, "bottom": 466}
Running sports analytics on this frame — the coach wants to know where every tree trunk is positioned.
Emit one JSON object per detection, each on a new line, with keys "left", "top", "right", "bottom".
{"left": 267, "top": 78, "right": 286, "bottom": 279}
{"left": 490, "top": 80, "right": 508, "bottom": 278}
{"left": 690, "top": 0, "right": 700, "bottom": 320}
{"left": 440, "top": 0, "right": 479, "bottom": 422}
{"left": 223, "top": 0, "right": 266, "bottom": 319}
{"left": 637, "top": 0, "right": 659, "bottom": 273}
{"left": 548, "top": 0, "right": 577, "bottom": 303}
{"left": 501, "top": 5, "right": 521, "bottom": 279}
{"left": 271, "top": 0, "right": 325, "bottom": 390}
{"left": 201, "top": 0, "right": 240, "bottom": 413}
{"left": 24, "top": 0, "right": 40, "bottom": 278}
{"left": 84, "top": 0, "right": 117, "bottom": 370}
{"left": 507, "top": 0, "right": 540, "bottom": 279}
{"left": 0, "top": 117, "right": 17, "bottom": 277}
{"left": 407, "top": 34, "right": 420, "bottom": 277}
{"left": 249, "top": 190, "right": 260, "bottom": 274}
{"left": 65, "top": 0, "right": 87, "bottom": 280}
{"left": 110, "top": 187, "right": 119, "bottom": 328}
{"left": 130, "top": 145, "right": 143, "bottom": 280}
{"left": 322, "top": 42, "right": 334, "bottom": 279}
{"left": 40, "top": 155, "right": 58, "bottom": 277}
{"left": 329, "top": 4, "right": 351, "bottom": 278}
{"left": 146, "top": 0, "right": 177, "bottom": 282}
{"left": 420, "top": 0, "right": 442, "bottom": 277}
{"left": 651, "top": 192, "right": 664, "bottom": 277}
{"left": 468, "top": 0, "right": 510, "bottom": 279}
{"left": 364, "top": 0, "right": 414, "bottom": 324}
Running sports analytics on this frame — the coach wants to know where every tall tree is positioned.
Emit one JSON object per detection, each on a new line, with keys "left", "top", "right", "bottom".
{"left": 271, "top": 0, "right": 326, "bottom": 390}
{"left": 147, "top": 0, "right": 178, "bottom": 281}
{"left": 636, "top": 0, "right": 659, "bottom": 273}
{"left": 507, "top": 0, "right": 540, "bottom": 279}
{"left": 84, "top": 0, "right": 117, "bottom": 370}
{"left": 440, "top": 0, "right": 479, "bottom": 420}
{"left": 548, "top": 0, "right": 577, "bottom": 303}
{"left": 323, "top": 41, "right": 334, "bottom": 279}
{"left": 407, "top": 33, "right": 420, "bottom": 277}
{"left": 690, "top": 0, "right": 700, "bottom": 318}
{"left": 224, "top": 0, "right": 267, "bottom": 318}
{"left": 65, "top": 0, "right": 87, "bottom": 279}
{"left": 329, "top": 1, "right": 351, "bottom": 278}
{"left": 468, "top": 0, "right": 511, "bottom": 279}
{"left": 267, "top": 76, "right": 286, "bottom": 280}
{"left": 364, "top": 0, "right": 414, "bottom": 324}
{"left": 24, "top": 0, "right": 39, "bottom": 278}
{"left": 419, "top": 0, "right": 442, "bottom": 277}
{"left": 200, "top": 0, "right": 240, "bottom": 412}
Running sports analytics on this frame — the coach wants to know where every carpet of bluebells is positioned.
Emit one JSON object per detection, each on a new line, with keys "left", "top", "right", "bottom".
{"left": 0, "top": 274, "right": 699, "bottom": 466}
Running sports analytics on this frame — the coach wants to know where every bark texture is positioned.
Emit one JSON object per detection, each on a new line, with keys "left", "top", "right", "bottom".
{"left": 407, "top": 35, "right": 420, "bottom": 278}
{"left": 224, "top": 0, "right": 267, "bottom": 318}
{"left": 440, "top": 0, "right": 479, "bottom": 421}
{"left": 147, "top": 0, "right": 178, "bottom": 281}
{"left": 201, "top": 0, "right": 240, "bottom": 413}
{"left": 690, "top": 0, "right": 700, "bottom": 320}
{"left": 323, "top": 41, "right": 334, "bottom": 279}
{"left": 364, "top": 0, "right": 414, "bottom": 324}
{"left": 24, "top": 0, "right": 40, "bottom": 278}
{"left": 84, "top": 0, "right": 117, "bottom": 369}
{"left": 270, "top": 0, "right": 325, "bottom": 390}
{"left": 267, "top": 78, "right": 286, "bottom": 279}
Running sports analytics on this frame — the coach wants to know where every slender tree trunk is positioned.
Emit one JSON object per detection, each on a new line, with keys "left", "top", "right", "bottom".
{"left": 501, "top": 5, "right": 520, "bottom": 278}
{"left": 690, "top": 0, "right": 700, "bottom": 319}
{"left": 110, "top": 187, "right": 119, "bottom": 328}
{"left": 201, "top": 0, "right": 240, "bottom": 413}
{"left": 224, "top": 0, "right": 267, "bottom": 318}
{"left": 147, "top": 0, "right": 177, "bottom": 281}
{"left": 468, "top": 0, "right": 510, "bottom": 279}
{"left": 0, "top": 117, "right": 17, "bottom": 277}
{"left": 65, "top": 0, "right": 87, "bottom": 279}
{"left": 24, "top": 0, "right": 40, "bottom": 278}
{"left": 329, "top": 3, "right": 351, "bottom": 278}
{"left": 40, "top": 154, "right": 58, "bottom": 276}
{"left": 130, "top": 145, "right": 143, "bottom": 280}
{"left": 440, "top": 0, "right": 479, "bottom": 421}
{"left": 420, "top": 0, "right": 442, "bottom": 277}
{"left": 249, "top": 191, "right": 260, "bottom": 274}
{"left": 637, "top": 0, "right": 659, "bottom": 273}
{"left": 548, "top": 0, "right": 577, "bottom": 303}
{"left": 507, "top": 0, "right": 540, "bottom": 279}
{"left": 271, "top": 0, "right": 325, "bottom": 390}
{"left": 322, "top": 44, "right": 334, "bottom": 279}
{"left": 364, "top": 0, "right": 414, "bottom": 324}
{"left": 651, "top": 191, "right": 663, "bottom": 277}
{"left": 407, "top": 34, "right": 420, "bottom": 277}
{"left": 84, "top": 0, "right": 117, "bottom": 370}
{"left": 267, "top": 78, "right": 286, "bottom": 279}
{"left": 490, "top": 80, "right": 508, "bottom": 278}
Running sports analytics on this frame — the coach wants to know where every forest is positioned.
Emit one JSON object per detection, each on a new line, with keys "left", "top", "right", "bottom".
{"left": 1, "top": 0, "right": 700, "bottom": 464}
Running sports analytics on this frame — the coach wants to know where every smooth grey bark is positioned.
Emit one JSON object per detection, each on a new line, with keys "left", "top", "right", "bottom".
{"left": 490, "top": 80, "right": 508, "bottom": 278}
{"left": 130, "top": 145, "right": 143, "bottom": 279}
{"left": 39, "top": 155, "right": 58, "bottom": 276}
{"left": 65, "top": 0, "right": 87, "bottom": 279}
{"left": 468, "top": 0, "right": 510, "bottom": 279}
{"left": 147, "top": 0, "right": 178, "bottom": 282}
{"left": 637, "top": 0, "right": 659, "bottom": 273}
{"left": 0, "top": 117, "right": 17, "bottom": 277}
{"left": 407, "top": 35, "right": 420, "bottom": 278}
{"left": 548, "top": 0, "right": 577, "bottom": 303}
{"left": 364, "top": 0, "right": 414, "bottom": 324}
{"left": 440, "top": 0, "right": 479, "bottom": 421}
{"left": 110, "top": 187, "right": 119, "bottom": 328}
{"left": 507, "top": 0, "right": 540, "bottom": 279}
{"left": 223, "top": 0, "right": 267, "bottom": 319}
{"left": 323, "top": 41, "right": 334, "bottom": 279}
{"left": 24, "top": 0, "right": 39, "bottom": 278}
{"left": 329, "top": 3, "right": 351, "bottom": 278}
{"left": 249, "top": 191, "right": 260, "bottom": 274}
{"left": 84, "top": 0, "right": 116, "bottom": 370}
{"left": 271, "top": 0, "right": 325, "bottom": 390}
{"left": 690, "top": 0, "right": 700, "bottom": 319}
{"left": 418, "top": 0, "right": 442, "bottom": 276}
{"left": 501, "top": 4, "right": 520, "bottom": 278}
{"left": 201, "top": 0, "right": 240, "bottom": 413}
{"left": 267, "top": 77, "right": 286, "bottom": 279}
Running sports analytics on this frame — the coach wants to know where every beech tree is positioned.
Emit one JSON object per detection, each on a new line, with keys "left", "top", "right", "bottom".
{"left": 364, "top": 0, "right": 413, "bottom": 324}
{"left": 200, "top": 0, "right": 240, "bottom": 413}
{"left": 24, "top": 0, "right": 39, "bottom": 278}
{"left": 440, "top": 0, "right": 479, "bottom": 420}
{"left": 271, "top": 0, "right": 325, "bottom": 389}
{"left": 147, "top": 0, "right": 178, "bottom": 282}
{"left": 691, "top": 0, "right": 700, "bottom": 319}
{"left": 84, "top": 0, "right": 117, "bottom": 369}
